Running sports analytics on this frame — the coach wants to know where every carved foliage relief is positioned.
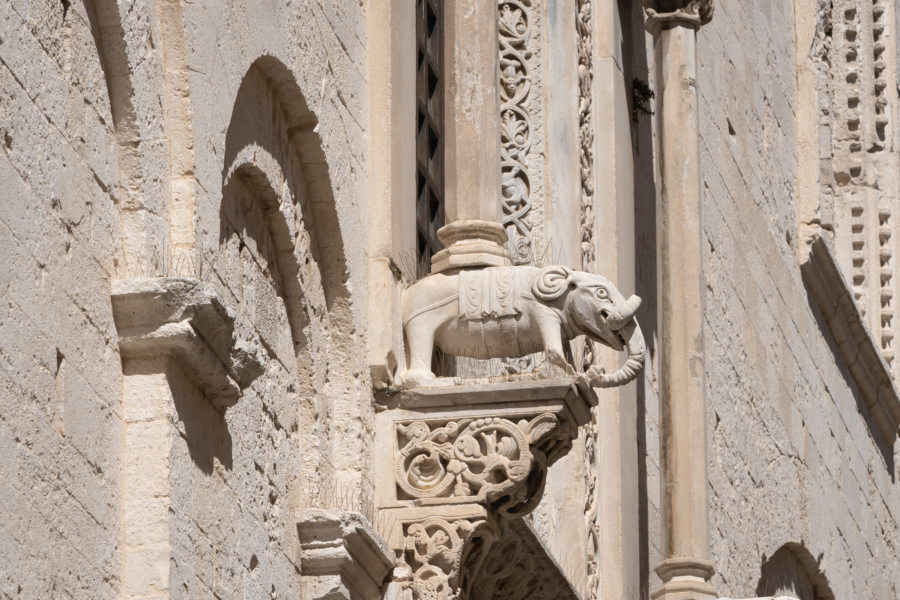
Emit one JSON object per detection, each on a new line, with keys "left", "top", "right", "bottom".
{"left": 499, "top": 0, "right": 544, "bottom": 264}
{"left": 403, "top": 516, "right": 499, "bottom": 600}
{"left": 396, "top": 415, "right": 562, "bottom": 512}
{"left": 576, "top": 0, "right": 596, "bottom": 270}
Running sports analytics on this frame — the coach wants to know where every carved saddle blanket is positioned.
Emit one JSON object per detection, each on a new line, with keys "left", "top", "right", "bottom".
{"left": 458, "top": 268, "right": 522, "bottom": 321}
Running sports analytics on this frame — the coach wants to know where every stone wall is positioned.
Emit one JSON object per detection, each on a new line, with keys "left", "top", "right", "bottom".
{"left": 697, "top": 1, "right": 900, "bottom": 598}
{"left": 1, "top": 0, "right": 900, "bottom": 599}
{"left": 0, "top": 1, "right": 373, "bottom": 597}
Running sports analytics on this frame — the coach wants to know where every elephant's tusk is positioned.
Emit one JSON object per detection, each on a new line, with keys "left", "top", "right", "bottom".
{"left": 590, "top": 320, "right": 645, "bottom": 388}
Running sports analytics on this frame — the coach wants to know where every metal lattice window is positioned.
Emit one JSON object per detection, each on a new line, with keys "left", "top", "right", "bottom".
{"left": 416, "top": 0, "right": 444, "bottom": 278}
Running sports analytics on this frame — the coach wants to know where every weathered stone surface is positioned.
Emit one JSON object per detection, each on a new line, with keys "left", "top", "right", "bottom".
{"left": 1, "top": 0, "right": 899, "bottom": 599}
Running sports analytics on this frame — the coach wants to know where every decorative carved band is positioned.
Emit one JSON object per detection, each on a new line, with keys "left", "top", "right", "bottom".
{"left": 576, "top": 0, "right": 595, "bottom": 270}
{"left": 498, "top": 0, "right": 535, "bottom": 264}
{"left": 642, "top": 0, "right": 714, "bottom": 28}
{"left": 396, "top": 414, "right": 561, "bottom": 514}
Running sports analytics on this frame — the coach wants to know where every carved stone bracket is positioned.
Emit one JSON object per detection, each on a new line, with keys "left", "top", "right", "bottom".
{"left": 376, "top": 379, "right": 596, "bottom": 599}
{"left": 401, "top": 515, "right": 499, "bottom": 600}
{"left": 297, "top": 509, "right": 395, "bottom": 600}
{"left": 467, "top": 519, "right": 580, "bottom": 600}
{"left": 111, "top": 277, "right": 263, "bottom": 409}
{"left": 642, "top": 0, "right": 714, "bottom": 29}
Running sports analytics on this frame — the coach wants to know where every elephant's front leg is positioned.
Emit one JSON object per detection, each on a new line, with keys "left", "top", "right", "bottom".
{"left": 538, "top": 318, "right": 575, "bottom": 377}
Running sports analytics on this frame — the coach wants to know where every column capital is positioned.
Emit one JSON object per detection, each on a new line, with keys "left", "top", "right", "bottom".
{"left": 642, "top": 0, "right": 714, "bottom": 30}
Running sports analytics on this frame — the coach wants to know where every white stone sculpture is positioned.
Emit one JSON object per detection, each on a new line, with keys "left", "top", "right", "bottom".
{"left": 399, "top": 265, "right": 645, "bottom": 388}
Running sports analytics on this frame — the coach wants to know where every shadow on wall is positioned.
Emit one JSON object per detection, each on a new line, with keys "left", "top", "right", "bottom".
{"left": 169, "top": 361, "right": 234, "bottom": 473}
{"left": 221, "top": 55, "right": 350, "bottom": 321}
{"left": 805, "top": 292, "right": 896, "bottom": 479}
{"left": 757, "top": 543, "right": 835, "bottom": 600}
{"left": 626, "top": 0, "right": 656, "bottom": 597}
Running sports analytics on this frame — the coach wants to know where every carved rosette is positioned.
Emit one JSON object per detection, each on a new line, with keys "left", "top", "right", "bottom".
{"left": 396, "top": 414, "right": 569, "bottom": 517}
{"left": 498, "top": 0, "right": 535, "bottom": 264}
{"left": 642, "top": 0, "right": 715, "bottom": 28}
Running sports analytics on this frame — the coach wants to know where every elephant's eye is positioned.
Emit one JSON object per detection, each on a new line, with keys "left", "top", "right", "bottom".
{"left": 595, "top": 287, "right": 609, "bottom": 300}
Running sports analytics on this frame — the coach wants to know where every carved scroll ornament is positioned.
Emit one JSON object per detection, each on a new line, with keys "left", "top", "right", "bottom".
{"left": 396, "top": 414, "right": 563, "bottom": 513}
{"left": 498, "top": 0, "right": 535, "bottom": 264}
{"left": 403, "top": 516, "right": 499, "bottom": 600}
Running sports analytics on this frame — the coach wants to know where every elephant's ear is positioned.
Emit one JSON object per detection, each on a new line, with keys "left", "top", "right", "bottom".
{"left": 532, "top": 266, "right": 573, "bottom": 301}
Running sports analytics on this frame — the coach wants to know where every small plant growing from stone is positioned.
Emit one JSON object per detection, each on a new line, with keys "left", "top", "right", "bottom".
{"left": 632, "top": 77, "right": 655, "bottom": 123}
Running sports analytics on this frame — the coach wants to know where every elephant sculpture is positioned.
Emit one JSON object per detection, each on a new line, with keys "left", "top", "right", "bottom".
{"left": 399, "top": 265, "right": 645, "bottom": 388}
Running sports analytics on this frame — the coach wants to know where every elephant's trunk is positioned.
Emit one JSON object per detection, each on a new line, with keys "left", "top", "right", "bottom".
{"left": 606, "top": 295, "right": 642, "bottom": 331}
{"left": 591, "top": 320, "right": 646, "bottom": 388}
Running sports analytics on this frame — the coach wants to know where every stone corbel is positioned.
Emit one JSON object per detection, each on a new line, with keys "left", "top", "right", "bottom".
{"left": 401, "top": 514, "right": 499, "bottom": 600}
{"left": 112, "top": 278, "right": 263, "bottom": 598}
{"left": 111, "top": 277, "right": 263, "bottom": 409}
{"left": 376, "top": 379, "right": 597, "bottom": 600}
{"left": 642, "top": 0, "right": 715, "bottom": 29}
{"left": 297, "top": 509, "right": 396, "bottom": 600}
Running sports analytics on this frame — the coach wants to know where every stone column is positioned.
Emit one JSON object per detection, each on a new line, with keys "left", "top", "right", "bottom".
{"left": 642, "top": 2, "right": 718, "bottom": 599}
{"left": 431, "top": 0, "right": 509, "bottom": 273}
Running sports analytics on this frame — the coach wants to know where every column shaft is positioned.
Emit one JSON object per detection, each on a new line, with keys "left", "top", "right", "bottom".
{"left": 432, "top": 0, "right": 509, "bottom": 273}
{"left": 653, "top": 19, "right": 717, "bottom": 600}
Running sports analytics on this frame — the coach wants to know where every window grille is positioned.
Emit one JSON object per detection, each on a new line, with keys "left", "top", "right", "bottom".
{"left": 415, "top": 0, "right": 445, "bottom": 278}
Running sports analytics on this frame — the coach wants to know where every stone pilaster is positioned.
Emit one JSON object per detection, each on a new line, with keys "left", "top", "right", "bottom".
{"left": 643, "top": 2, "right": 718, "bottom": 599}
{"left": 112, "top": 278, "right": 262, "bottom": 599}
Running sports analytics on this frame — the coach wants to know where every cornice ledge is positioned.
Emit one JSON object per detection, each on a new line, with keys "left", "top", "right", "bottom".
{"left": 111, "top": 277, "right": 264, "bottom": 409}
{"left": 642, "top": 0, "right": 715, "bottom": 30}
{"left": 799, "top": 227, "right": 900, "bottom": 441}
{"left": 297, "top": 509, "right": 395, "bottom": 600}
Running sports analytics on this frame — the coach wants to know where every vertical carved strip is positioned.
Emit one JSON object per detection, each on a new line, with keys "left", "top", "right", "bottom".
{"left": 499, "top": 0, "right": 535, "bottom": 264}
{"left": 577, "top": 0, "right": 595, "bottom": 271}
{"left": 878, "top": 207, "right": 895, "bottom": 370}
{"left": 871, "top": 0, "right": 896, "bottom": 371}
{"left": 576, "top": 2, "right": 600, "bottom": 599}
{"left": 828, "top": 0, "right": 899, "bottom": 367}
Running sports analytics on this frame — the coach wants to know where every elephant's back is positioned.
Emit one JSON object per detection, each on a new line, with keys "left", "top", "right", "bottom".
{"left": 402, "top": 272, "right": 459, "bottom": 316}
